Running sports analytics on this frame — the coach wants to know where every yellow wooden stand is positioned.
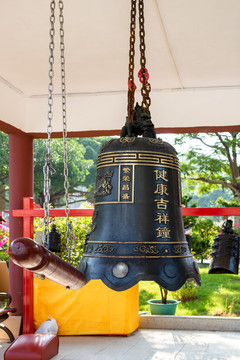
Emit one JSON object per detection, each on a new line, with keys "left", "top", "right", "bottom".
{"left": 34, "top": 277, "right": 139, "bottom": 335}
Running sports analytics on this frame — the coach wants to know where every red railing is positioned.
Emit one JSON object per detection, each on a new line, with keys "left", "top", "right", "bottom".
{"left": 12, "top": 197, "right": 240, "bottom": 333}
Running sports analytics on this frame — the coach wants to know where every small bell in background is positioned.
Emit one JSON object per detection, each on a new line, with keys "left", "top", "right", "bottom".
{"left": 48, "top": 224, "right": 61, "bottom": 253}
{"left": 209, "top": 219, "right": 239, "bottom": 275}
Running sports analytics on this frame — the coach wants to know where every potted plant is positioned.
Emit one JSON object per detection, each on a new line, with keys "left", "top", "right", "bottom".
{"left": 148, "top": 286, "right": 180, "bottom": 315}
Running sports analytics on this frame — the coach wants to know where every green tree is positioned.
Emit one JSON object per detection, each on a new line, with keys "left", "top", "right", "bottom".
{"left": 34, "top": 138, "right": 93, "bottom": 207}
{"left": 182, "top": 194, "right": 198, "bottom": 230}
{"left": 0, "top": 133, "right": 112, "bottom": 208}
{"left": 77, "top": 137, "right": 111, "bottom": 203}
{"left": 175, "top": 132, "right": 240, "bottom": 200}
{"left": 189, "top": 218, "right": 220, "bottom": 263}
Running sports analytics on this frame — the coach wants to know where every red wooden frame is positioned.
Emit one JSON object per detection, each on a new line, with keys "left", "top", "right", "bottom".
{"left": 12, "top": 197, "right": 240, "bottom": 333}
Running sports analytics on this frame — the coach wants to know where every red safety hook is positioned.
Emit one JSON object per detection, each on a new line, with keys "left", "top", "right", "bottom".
{"left": 138, "top": 67, "right": 149, "bottom": 83}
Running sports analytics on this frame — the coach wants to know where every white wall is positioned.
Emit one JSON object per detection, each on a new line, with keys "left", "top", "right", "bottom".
{"left": 0, "top": 79, "right": 26, "bottom": 131}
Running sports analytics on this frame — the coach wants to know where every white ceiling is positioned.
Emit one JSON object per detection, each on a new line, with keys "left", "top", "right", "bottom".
{"left": 0, "top": 0, "right": 240, "bottom": 134}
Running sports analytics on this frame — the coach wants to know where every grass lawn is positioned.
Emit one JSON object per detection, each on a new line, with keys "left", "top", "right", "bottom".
{"left": 139, "top": 264, "right": 240, "bottom": 316}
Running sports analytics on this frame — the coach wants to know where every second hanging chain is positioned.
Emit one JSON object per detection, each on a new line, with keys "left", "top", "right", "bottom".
{"left": 127, "top": 0, "right": 151, "bottom": 123}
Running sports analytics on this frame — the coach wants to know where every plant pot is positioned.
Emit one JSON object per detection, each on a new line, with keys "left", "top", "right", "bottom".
{"left": 148, "top": 299, "right": 180, "bottom": 315}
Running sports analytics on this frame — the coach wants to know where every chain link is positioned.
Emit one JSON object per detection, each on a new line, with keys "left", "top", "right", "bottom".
{"left": 43, "top": 0, "right": 56, "bottom": 246}
{"left": 59, "top": 0, "right": 72, "bottom": 263}
{"left": 127, "top": 0, "right": 137, "bottom": 123}
{"left": 138, "top": 0, "right": 151, "bottom": 110}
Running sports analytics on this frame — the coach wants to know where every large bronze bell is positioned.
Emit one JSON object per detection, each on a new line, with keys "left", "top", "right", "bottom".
{"left": 9, "top": 106, "right": 200, "bottom": 292}
{"left": 209, "top": 219, "right": 239, "bottom": 275}
{"left": 78, "top": 106, "right": 201, "bottom": 291}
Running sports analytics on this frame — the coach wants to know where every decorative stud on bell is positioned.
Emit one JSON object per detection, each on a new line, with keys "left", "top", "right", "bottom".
{"left": 209, "top": 219, "right": 239, "bottom": 275}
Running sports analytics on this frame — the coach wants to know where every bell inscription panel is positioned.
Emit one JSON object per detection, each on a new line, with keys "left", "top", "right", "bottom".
{"left": 95, "top": 164, "right": 134, "bottom": 204}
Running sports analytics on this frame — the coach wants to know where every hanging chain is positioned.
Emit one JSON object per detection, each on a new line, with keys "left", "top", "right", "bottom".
{"left": 127, "top": 0, "right": 151, "bottom": 121}
{"left": 43, "top": 0, "right": 71, "bottom": 260}
{"left": 43, "top": 0, "right": 56, "bottom": 247}
{"left": 127, "top": 0, "right": 137, "bottom": 123}
{"left": 59, "top": 0, "right": 72, "bottom": 263}
{"left": 138, "top": 0, "right": 151, "bottom": 110}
